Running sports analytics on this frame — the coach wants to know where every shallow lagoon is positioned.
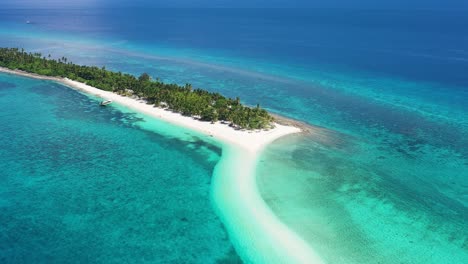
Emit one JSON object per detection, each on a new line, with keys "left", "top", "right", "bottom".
{"left": 0, "top": 74, "right": 241, "bottom": 263}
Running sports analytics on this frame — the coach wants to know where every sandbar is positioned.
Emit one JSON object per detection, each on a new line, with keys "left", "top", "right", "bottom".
{"left": 0, "top": 66, "right": 324, "bottom": 264}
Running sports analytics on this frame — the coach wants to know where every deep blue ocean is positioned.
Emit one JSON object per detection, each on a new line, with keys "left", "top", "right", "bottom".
{"left": 0, "top": 7, "right": 467, "bottom": 263}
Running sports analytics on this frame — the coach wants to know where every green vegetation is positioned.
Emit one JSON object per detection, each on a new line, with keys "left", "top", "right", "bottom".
{"left": 0, "top": 47, "right": 275, "bottom": 130}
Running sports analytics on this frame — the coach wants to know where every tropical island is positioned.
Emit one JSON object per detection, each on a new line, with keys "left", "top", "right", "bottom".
{"left": 0, "top": 47, "right": 326, "bottom": 263}
{"left": 0, "top": 47, "right": 301, "bottom": 151}
{"left": 0, "top": 47, "right": 273, "bottom": 130}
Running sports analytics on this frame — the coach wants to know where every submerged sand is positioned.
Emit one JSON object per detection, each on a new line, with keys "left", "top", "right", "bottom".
{"left": 0, "top": 67, "right": 324, "bottom": 264}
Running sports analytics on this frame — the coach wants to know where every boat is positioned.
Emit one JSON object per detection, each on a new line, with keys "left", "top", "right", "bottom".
{"left": 26, "top": 20, "right": 31, "bottom": 24}
{"left": 99, "top": 100, "right": 112, "bottom": 106}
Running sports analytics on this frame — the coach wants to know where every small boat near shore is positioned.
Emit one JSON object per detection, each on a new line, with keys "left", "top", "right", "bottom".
{"left": 100, "top": 99, "right": 112, "bottom": 106}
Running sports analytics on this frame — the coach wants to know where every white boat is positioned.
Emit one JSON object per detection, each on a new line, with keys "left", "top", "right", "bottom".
{"left": 26, "top": 20, "right": 31, "bottom": 24}
{"left": 100, "top": 100, "right": 112, "bottom": 106}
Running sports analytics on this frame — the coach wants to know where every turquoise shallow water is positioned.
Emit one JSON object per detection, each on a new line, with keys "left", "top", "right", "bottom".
{"left": 0, "top": 8, "right": 467, "bottom": 263}
{"left": 0, "top": 34, "right": 467, "bottom": 263}
{"left": 257, "top": 133, "right": 467, "bottom": 263}
{"left": 0, "top": 73, "right": 241, "bottom": 263}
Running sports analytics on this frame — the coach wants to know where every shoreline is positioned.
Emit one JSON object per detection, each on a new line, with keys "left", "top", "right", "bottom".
{"left": 0, "top": 67, "right": 300, "bottom": 153}
{"left": 0, "top": 67, "right": 325, "bottom": 264}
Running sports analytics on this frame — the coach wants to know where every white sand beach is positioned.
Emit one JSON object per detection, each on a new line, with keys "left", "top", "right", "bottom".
{"left": 0, "top": 67, "right": 324, "bottom": 264}
{"left": 0, "top": 67, "right": 299, "bottom": 153}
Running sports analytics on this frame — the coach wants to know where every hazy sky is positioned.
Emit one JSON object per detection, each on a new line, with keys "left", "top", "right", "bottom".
{"left": 2, "top": 0, "right": 468, "bottom": 9}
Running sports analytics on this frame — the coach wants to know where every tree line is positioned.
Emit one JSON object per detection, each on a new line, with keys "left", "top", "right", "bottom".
{"left": 0, "top": 48, "right": 274, "bottom": 130}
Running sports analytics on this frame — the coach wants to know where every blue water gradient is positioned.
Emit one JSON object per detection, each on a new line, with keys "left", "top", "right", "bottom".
{"left": 0, "top": 7, "right": 467, "bottom": 263}
{"left": 0, "top": 74, "right": 240, "bottom": 263}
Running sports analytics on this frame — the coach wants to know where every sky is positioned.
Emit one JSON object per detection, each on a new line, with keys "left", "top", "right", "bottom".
{"left": 2, "top": 0, "right": 468, "bottom": 9}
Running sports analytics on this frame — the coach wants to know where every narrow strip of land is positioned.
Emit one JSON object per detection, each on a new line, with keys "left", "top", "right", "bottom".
{"left": 0, "top": 66, "right": 325, "bottom": 264}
